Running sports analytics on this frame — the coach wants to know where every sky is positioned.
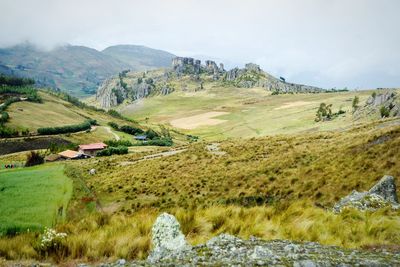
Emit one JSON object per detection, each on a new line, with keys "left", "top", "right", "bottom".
{"left": 0, "top": 0, "right": 399, "bottom": 89}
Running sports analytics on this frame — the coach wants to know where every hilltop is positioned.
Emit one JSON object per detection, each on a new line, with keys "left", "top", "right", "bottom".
{"left": 95, "top": 57, "right": 326, "bottom": 109}
{"left": 0, "top": 43, "right": 175, "bottom": 97}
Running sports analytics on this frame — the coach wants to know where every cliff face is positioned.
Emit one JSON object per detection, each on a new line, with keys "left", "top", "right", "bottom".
{"left": 95, "top": 57, "right": 325, "bottom": 109}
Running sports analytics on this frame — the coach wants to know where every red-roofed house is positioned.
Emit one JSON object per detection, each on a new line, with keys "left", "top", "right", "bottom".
{"left": 78, "top": 142, "right": 108, "bottom": 156}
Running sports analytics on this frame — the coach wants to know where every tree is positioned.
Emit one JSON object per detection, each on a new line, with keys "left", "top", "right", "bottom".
{"left": 380, "top": 106, "right": 390, "bottom": 118}
{"left": 315, "top": 103, "right": 333, "bottom": 122}
{"left": 352, "top": 96, "right": 359, "bottom": 110}
{"left": 25, "top": 151, "right": 44, "bottom": 167}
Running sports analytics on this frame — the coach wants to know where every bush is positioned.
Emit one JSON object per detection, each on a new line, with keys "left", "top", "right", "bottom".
{"left": 0, "top": 111, "right": 9, "bottom": 124}
{"left": 120, "top": 125, "right": 144, "bottom": 135}
{"left": 104, "top": 139, "right": 133, "bottom": 147}
{"left": 107, "top": 121, "right": 119, "bottom": 130}
{"left": 37, "top": 119, "right": 95, "bottom": 135}
{"left": 25, "top": 151, "right": 44, "bottom": 167}
{"left": 0, "top": 125, "right": 18, "bottom": 137}
{"left": 145, "top": 129, "right": 159, "bottom": 140}
{"left": 380, "top": 106, "right": 390, "bottom": 118}
{"left": 97, "top": 146, "right": 128, "bottom": 156}
{"left": 315, "top": 103, "right": 332, "bottom": 122}
{"left": 352, "top": 96, "right": 359, "bottom": 110}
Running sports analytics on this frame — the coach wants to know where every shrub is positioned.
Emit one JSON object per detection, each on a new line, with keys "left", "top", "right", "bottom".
{"left": 120, "top": 125, "right": 144, "bottom": 135}
{"left": 0, "top": 111, "right": 9, "bottom": 124}
{"left": 108, "top": 121, "right": 119, "bottom": 130}
{"left": 0, "top": 125, "right": 18, "bottom": 137}
{"left": 271, "top": 91, "right": 280, "bottom": 95}
{"left": 352, "top": 96, "right": 359, "bottom": 110}
{"left": 315, "top": 103, "right": 332, "bottom": 122}
{"left": 145, "top": 129, "right": 159, "bottom": 140}
{"left": 97, "top": 146, "right": 129, "bottom": 156}
{"left": 25, "top": 151, "right": 44, "bottom": 167}
{"left": 380, "top": 106, "right": 390, "bottom": 118}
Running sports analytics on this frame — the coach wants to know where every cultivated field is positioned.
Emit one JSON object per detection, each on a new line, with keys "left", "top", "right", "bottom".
{"left": 120, "top": 87, "right": 374, "bottom": 140}
{"left": 0, "top": 164, "right": 72, "bottom": 234}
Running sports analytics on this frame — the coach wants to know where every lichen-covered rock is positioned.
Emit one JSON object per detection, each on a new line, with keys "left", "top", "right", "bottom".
{"left": 132, "top": 235, "right": 400, "bottom": 266}
{"left": 147, "top": 213, "right": 190, "bottom": 262}
{"left": 369, "top": 175, "right": 398, "bottom": 203}
{"left": 334, "top": 175, "right": 399, "bottom": 213}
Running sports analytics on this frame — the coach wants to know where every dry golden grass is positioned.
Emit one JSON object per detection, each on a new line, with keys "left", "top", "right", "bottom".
{"left": 1, "top": 202, "right": 399, "bottom": 262}
{"left": 67, "top": 119, "right": 400, "bottom": 214}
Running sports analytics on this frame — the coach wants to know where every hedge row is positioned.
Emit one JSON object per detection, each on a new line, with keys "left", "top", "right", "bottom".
{"left": 37, "top": 119, "right": 96, "bottom": 135}
{"left": 97, "top": 146, "right": 128, "bottom": 156}
{"left": 104, "top": 139, "right": 133, "bottom": 147}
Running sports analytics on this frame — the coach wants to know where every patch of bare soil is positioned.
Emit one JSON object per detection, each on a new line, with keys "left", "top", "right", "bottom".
{"left": 170, "top": 111, "right": 229, "bottom": 129}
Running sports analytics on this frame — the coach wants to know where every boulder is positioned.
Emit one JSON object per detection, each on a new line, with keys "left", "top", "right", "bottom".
{"left": 147, "top": 213, "right": 190, "bottom": 262}
{"left": 333, "top": 175, "right": 399, "bottom": 213}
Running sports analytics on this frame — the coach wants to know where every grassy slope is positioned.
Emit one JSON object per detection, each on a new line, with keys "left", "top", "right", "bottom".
{"left": 3, "top": 91, "right": 150, "bottom": 144}
{"left": 0, "top": 164, "right": 72, "bottom": 234}
{"left": 69, "top": 119, "right": 400, "bottom": 211}
{"left": 121, "top": 86, "right": 375, "bottom": 140}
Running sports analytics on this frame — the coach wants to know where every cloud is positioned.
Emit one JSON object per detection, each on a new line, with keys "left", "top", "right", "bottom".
{"left": 0, "top": 0, "right": 399, "bottom": 88}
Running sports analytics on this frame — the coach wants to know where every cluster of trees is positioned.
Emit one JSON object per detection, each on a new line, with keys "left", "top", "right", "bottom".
{"left": 315, "top": 103, "right": 345, "bottom": 122}
{"left": 0, "top": 75, "right": 35, "bottom": 86}
{"left": 97, "top": 146, "right": 128, "bottom": 156}
{"left": 37, "top": 119, "right": 96, "bottom": 135}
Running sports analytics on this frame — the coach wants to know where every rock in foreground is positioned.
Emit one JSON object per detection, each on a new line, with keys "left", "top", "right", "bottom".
{"left": 129, "top": 213, "right": 400, "bottom": 266}
{"left": 133, "top": 234, "right": 399, "bottom": 266}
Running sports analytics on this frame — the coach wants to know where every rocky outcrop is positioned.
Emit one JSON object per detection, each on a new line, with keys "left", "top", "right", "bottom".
{"left": 224, "top": 63, "right": 324, "bottom": 92}
{"left": 130, "top": 215, "right": 400, "bottom": 266}
{"left": 147, "top": 213, "right": 190, "bottom": 263}
{"left": 95, "top": 78, "right": 125, "bottom": 109}
{"left": 354, "top": 91, "right": 400, "bottom": 120}
{"left": 333, "top": 175, "right": 399, "bottom": 213}
{"left": 172, "top": 57, "right": 201, "bottom": 75}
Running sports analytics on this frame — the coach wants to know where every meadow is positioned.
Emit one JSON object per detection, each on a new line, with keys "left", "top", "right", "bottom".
{"left": 0, "top": 164, "right": 72, "bottom": 235}
{"left": 120, "top": 86, "right": 375, "bottom": 139}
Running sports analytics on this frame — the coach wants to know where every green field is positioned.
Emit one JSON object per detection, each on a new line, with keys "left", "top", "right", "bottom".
{"left": 120, "top": 87, "right": 375, "bottom": 140}
{"left": 0, "top": 164, "right": 72, "bottom": 234}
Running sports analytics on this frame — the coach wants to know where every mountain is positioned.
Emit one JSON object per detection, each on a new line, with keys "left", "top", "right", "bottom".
{"left": 102, "top": 45, "right": 175, "bottom": 70}
{"left": 0, "top": 43, "right": 175, "bottom": 97}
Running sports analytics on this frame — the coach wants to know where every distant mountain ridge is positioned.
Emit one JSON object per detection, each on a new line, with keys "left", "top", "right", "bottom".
{"left": 0, "top": 43, "right": 176, "bottom": 97}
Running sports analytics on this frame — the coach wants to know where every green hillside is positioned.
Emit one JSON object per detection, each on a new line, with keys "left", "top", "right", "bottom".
{"left": 102, "top": 45, "right": 175, "bottom": 70}
{"left": 0, "top": 43, "right": 175, "bottom": 97}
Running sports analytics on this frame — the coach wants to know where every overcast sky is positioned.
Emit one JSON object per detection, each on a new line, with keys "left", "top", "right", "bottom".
{"left": 0, "top": 0, "right": 399, "bottom": 89}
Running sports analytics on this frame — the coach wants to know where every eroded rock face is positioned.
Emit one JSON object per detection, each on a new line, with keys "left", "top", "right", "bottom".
{"left": 147, "top": 213, "right": 190, "bottom": 263}
{"left": 334, "top": 175, "right": 399, "bottom": 213}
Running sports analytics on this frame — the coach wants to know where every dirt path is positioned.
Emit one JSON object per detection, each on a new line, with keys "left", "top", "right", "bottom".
{"left": 103, "top": 126, "right": 120, "bottom": 141}
{"left": 120, "top": 148, "right": 187, "bottom": 166}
